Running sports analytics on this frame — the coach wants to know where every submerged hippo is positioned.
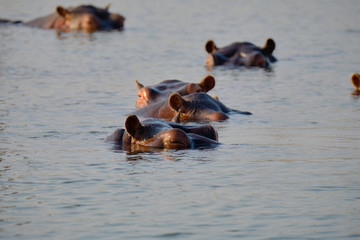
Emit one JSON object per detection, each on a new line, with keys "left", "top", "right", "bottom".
{"left": 0, "top": 4, "right": 125, "bottom": 32}
{"left": 135, "top": 75, "right": 216, "bottom": 108}
{"left": 205, "top": 38, "right": 277, "bottom": 68}
{"left": 105, "top": 114, "right": 219, "bottom": 150}
{"left": 133, "top": 92, "right": 252, "bottom": 122}
{"left": 351, "top": 73, "right": 360, "bottom": 91}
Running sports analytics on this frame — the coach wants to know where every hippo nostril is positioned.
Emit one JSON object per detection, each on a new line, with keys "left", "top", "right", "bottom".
{"left": 209, "top": 112, "right": 228, "bottom": 121}
{"left": 164, "top": 129, "right": 191, "bottom": 149}
{"left": 79, "top": 15, "right": 101, "bottom": 32}
{"left": 251, "top": 53, "right": 267, "bottom": 68}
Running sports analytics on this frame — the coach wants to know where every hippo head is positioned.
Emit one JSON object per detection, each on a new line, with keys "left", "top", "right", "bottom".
{"left": 124, "top": 115, "right": 192, "bottom": 149}
{"left": 205, "top": 38, "right": 276, "bottom": 68}
{"left": 105, "top": 114, "right": 220, "bottom": 150}
{"left": 177, "top": 75, "right": 215, "bottom": 95}
{"left": 135, "top": 75, "right": 216, "bottom": 108}
{"left": 56, "top": 5, "right": 125, "bottom": 32}
{"left": 168, "top": 93, "right": 229, "bottom": 122}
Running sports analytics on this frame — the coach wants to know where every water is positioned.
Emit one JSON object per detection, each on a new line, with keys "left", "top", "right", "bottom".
{"left": 1, "top": 0, "right": 360, "bottom": 239}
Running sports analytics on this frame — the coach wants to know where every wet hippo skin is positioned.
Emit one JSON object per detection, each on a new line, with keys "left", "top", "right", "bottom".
{"left": 105, "top": 115, "right": 219, "bottom": 150}
{"left": 351, "top": 73, "right": 360, "bottom": 91}
{"left": 133, "top": 92, "right": 252, "bottom": 122}
{"left": 351, "top": 73, "right": 360, "bottom": 95}
{"left": 135, "top": 75, "right": 215, "bottom": 108}
{"left": 205, "top": 38, "right": 277, "bottom": 68}
{"left": 0, "top": 4, "right": 125, "bottom": 32}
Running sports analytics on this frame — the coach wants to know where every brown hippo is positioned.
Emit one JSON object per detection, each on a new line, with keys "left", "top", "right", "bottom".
{"left": 105, "top": 114, "right": 219, "bottom": 150}
{"left": 351, "top": 73, "right": 360, "bottom": 96}
{"left": 132, "top": 92, "right": 252, "bottom": 122}
{"left": 0, "top": 4, "right": 125, "bottom": 32}
{"left": 135, "top": 75, "right": 216, "bottom": 108}
{"left": 351, "top": 73, "right": 360, "bottom": 91}
{"left": 205, "top": 38, "right": 277, "bottom": 68}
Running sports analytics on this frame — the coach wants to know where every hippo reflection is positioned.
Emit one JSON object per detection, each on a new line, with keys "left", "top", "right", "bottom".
{"left": 105, "top": 115, "right": 219, "bottom": 150}
{"left": 205, "top": 38, "right": 277, "bottom": 68}
{"left": 0, "top": 4, "right": 125, "bottom": 32}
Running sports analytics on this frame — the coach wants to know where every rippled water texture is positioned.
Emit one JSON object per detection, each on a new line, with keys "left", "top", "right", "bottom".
{"left": 1, "top": 0, "right": 360, "bottom": 239}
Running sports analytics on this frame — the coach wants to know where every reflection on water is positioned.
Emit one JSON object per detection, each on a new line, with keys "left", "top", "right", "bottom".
{"left": 125, "top": 151, "right": 180, "bottom": 162}
{"left": 55, "top": 30, "right": 97, "bottom": 41}
{"left": 0, "top": 122, "right": 6, "bottom": 132}
{"left": 108, "top": 140, "right": 219, "bottom": 156}
{"left": 351, "top": 91, "right": 360, "bottom": 100}
{"left": 205, "top": 64, "right": 275, "bottom": 74}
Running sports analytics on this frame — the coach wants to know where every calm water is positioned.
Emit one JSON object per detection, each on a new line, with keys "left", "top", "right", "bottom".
{"left": 1, "top": 0, "right": 360, "bottom": 239}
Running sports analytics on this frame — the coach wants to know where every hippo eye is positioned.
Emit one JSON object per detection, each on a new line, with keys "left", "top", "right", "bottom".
{"left": 240, "top": 52, "right": 247, "bottom": 58}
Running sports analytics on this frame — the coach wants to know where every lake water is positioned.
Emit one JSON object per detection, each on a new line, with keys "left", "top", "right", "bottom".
{"left": 1, "top": 0, "right": 360, "bottom": 239}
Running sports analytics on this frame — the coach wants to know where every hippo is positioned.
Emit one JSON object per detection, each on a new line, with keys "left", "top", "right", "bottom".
{"left": 205, "top": 38, "right": 277, "bottom": 68}
{"left": 105, "top": 114, "right": 219, "bottom": 150}
{"left": 0, "top": 4, "right": 125, "bottom": 32}
{"left": 135, "top": 75, "right": 216, "bottom": 108}
{"left": 351, "top": 73, "right": 360, "bottom": 91}
{"left": 351, "top": 73, "right": 360, "bottom": 96}
{"left": 132, "top": 92, "right": 252, "bottom": 122}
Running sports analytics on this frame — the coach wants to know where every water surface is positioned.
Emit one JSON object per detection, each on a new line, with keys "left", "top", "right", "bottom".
{"left": 1, "top": 0, "right": 360, "bottom": 239}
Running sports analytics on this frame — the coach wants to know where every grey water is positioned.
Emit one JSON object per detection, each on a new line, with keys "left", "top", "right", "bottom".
{"left": 1, "top": 0, "right": 360, "bottom": 239}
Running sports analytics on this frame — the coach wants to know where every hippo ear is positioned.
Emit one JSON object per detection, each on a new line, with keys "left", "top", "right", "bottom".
{"left": 351, "top": 73, "right": 360, "bottom": 90}
{"left": 104, "top": 3, "right": 111, "bottom": 10}
{"left": 171, "top": 109, "right": 182, "bottom": 123}
{"left": 263, "top": 38, "right": 276, "bottom": 55}
{"left": 205, "top": 40, "right": 218, "bottom": 53}
{"left": 135, "top": 80, "right": 144, "bottom": 90}
{"left": 124, "top": 115, "right": 143, "bottom": 140}
{"left": 56, "top": 6, "right": 69, "bottom": 18}
{"left": 169, "top": 93, "right": 187, "bottom": 113}
{"left": 199, "top": 75, "right": 215, "bottom": 92}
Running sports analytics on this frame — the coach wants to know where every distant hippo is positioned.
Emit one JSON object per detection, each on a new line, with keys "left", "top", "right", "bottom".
{"left": 105, "top": 115, "right": 219, "bottom": 150}
{"left": 0, "top": 4, "right": 125, "bottom": 32}
{"left": 135, "top": 75, "right": 216, "bottom": 108}
{"left": 205, "top": 38, "right": 277, "bottom": 68}
{"left": 133, "top": 92, "right": 252, "bottom": 122}
{"left": 351, "top": 73, "right": 360, "bottom": 91}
